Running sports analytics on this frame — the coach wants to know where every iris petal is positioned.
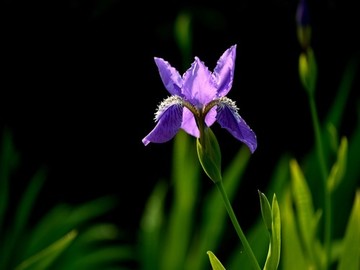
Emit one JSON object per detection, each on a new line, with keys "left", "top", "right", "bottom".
{"left": 182, "top": 57, "right": 217, "bottom": 106}
{"left": 213, "top": 44, "right": 237, "bottom": 98}
{"left": 181, "top": 108, "right": 200, "bottom": 138}
{"left": 142, "top": 103, "right": 183, "bottom": 145}
{"left": 216, "top": 98, "right": 257, "bottom": 153}
{"left": 154, "top": 57, "right": 183, "bottom": 96}
{"left": 205, "top": 107, "right": 217, "bottom": 127}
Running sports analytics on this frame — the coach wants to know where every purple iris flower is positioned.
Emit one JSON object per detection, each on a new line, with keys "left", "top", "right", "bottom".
{"left": 142, "top": 44, "right": 257, "bottom": 153}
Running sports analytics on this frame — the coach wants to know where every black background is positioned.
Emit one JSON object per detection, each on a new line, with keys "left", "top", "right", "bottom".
{"left": 1, "top": 0, "right": 359, "bottom": 239}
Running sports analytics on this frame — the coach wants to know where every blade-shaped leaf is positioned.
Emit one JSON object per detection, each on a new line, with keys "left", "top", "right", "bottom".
{"left": 290, "top": 159, "right": 319, "bottom": 265}
{"left": 139, "top": 180, "right": 167, "bottom": 270}
{"left": 15, "top": 230, "right": 77, "bottom": 270}
{"left": 262, "top": 194, "right": 281, "bottom": 270}
{"left": 337, "top": 190, "right": 360, "bottom": 270}
{"left": 258, "top": 191, "right": 272, "bottom": 232}
{"left": 0, "top": 169, "right": 46, "bottom": 268}
{"left": 160, "top": 130, "right": 200, "bottom": 270}
{"left": 207, "top": 251, "right": 226, "bottom": 270}
{"left": 281, "top": 189, "right": 308, "bottom": 270}
{"left": 327, "top": 136, "right": 348, "bottom": 192}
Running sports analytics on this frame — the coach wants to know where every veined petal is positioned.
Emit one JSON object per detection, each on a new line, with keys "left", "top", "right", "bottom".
{"left": 181, "top": 107, "right": 200, "bottom": 138}
{"left": 216, "top": 97, "right": 257, "bottom": 153}
{"left": 142, "top": 96, "right": 183, "bottom": 145}
{"left": 205, "top": 106, "right": 217, "bottom": 127}
{"left": 182, "top": 57, "right": 217, "bottom": 106}
{"left": 154, "top": 57, "right": 183, "bottom": 96}
{"left": 213, "top": 44, "right": 237, "bottom": 97}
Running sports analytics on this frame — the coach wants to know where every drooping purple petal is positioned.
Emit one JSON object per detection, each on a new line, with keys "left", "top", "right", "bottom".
{"left": 213, "top": 45, "right": 237, "bottom": 98}
{"left": 181, "top": 107, "right": 200, "bottom": 138}
{"left": 154, "top": 57, "right": 183, "bottom": 96}
{"left": 142, "top": 100, "right": 183, "bottom": 145}
{"left": 216, "top": 98, "right": 257, "bottom": 153}
{"left": 182, "top": 57, "right": 217, "bottom": 106}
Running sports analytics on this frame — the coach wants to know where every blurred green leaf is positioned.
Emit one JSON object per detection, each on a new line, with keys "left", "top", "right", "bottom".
{"left": 304, "top": 54, "right": 358, "bottom": 208}
{"left": 0, "top": 169, "right": 46, "bottom": 268}
{"left": 160, "top": 130, "right": 200, "bottom": 270}
{"left": 281, "top": 189, "right": 308, "bottom": 270}
{"left": 15, "top": 230, "right": 77, "bottom": 270}
{"left": 23, "top": 196, "right": 118, "bottom": 259}
{"left": 174, "top": 10, "right": 192, "bottom": 66}
{"left": 337, "top": 190, "right": 360, "bottom": 270}
{"left": 60, "top": 245, "right": 134, "bottom": 270}
{"left": 327, "top": 136, "right": 348, "bottom": 192}
{"left": 290, "top": 158, "right": 321, "bottom": 269}
{"left": 326, "top": 123, "right": 339, "bottom": 153}
{"left": 207, "top": 251, "right": 226, "bottom": 270}
{"left": 139, "top": 180, "right": 167, "bottom": 270}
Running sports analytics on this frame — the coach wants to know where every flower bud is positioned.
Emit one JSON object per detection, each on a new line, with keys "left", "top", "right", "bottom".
{"left": 196, "top": 127, "right": 222, "bottom": 183}
{"left": 299, "top": 48, "right": 317, "bottom": 96}
{"left": 296, "top": 0, "right": 312, "bottom": 49}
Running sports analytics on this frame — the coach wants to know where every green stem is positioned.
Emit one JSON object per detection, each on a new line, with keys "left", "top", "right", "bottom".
{"left": 309, "top": 94, "right": 331, "bottom": 269}
{"left": 215, "top": 180, "right": 261, "bottom": 270}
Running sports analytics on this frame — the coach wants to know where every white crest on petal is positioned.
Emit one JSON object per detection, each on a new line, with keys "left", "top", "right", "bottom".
{"left": 154, "top": 95, "right": 184, "bottom": 121}
{"left": 217, "top": 96, "right": 240, "bottom": 119}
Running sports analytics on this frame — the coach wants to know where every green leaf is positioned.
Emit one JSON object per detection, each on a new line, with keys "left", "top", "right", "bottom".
{"left": 271, "top": 194, "right": 281, "bottom": 269}
{"left": 289, "top": 159, "right": 321, "bottom": 268}
{"left": 139, "top": 181, "right": 167, "bottom": 270}
{"left": 262, "top": 194, "right": 281, "bottom": 270}
{"left": 327, "top": 136, "right": 348, "bottom": 192}
{"left": 227, "top": 154, "right": 290, "bottom": 270}
{"left": 61, "top": 246, "right": 135, "bottom": 270}
{"left": 0, "top": 169, "right": 46, "bottom": 268}
{"left": 15, "top": 230, "right": 77, "bottom": 270}
{"left": 337, "top": 190, "right": 360, "bottom": 270}
{"left": 174, "top": 10, "right": 192, "bottom": 67}
{"left": 23, "top": 196, "right": 117, "bottom": 259}
{"left": 160, "top": 130, "right": 200, "bottom": 270}
{"left": 258, "top": 190, "right": 272, "bottom": 232}
{"left": 281, "top": 189, "right": 308, "bottom": 270}
{"left": 207, "top": 251, "right": 226, "bottom": 270}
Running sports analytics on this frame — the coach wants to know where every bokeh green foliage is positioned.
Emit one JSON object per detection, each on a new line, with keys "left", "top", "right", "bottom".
{"left": 0, "top": 130, "right": 135, "bottom": 270}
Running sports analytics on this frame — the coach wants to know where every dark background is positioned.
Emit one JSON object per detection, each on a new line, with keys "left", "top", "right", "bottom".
{"left": 1, "top": 0, "right": 359, "bottom": 239}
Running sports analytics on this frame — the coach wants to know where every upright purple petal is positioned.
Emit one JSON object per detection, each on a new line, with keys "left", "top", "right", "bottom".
{"left": 154, "top": 57, "right": 183, "bottom": 96}
{"left": 182, "top": 57, "right": 217, "bottom": 106}
{"left": 213, "top": 45, "right": 237, "bottom": 98}
{"left": 216, "top": 98, "right": 257, "bottom": 153}
{"left": 142, "top": 103, "right": 183, "bottom": 145}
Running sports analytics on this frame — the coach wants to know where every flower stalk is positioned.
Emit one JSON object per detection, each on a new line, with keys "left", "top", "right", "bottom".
{"left": 215, "top": 179, "right": 262, "bottom": 270}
